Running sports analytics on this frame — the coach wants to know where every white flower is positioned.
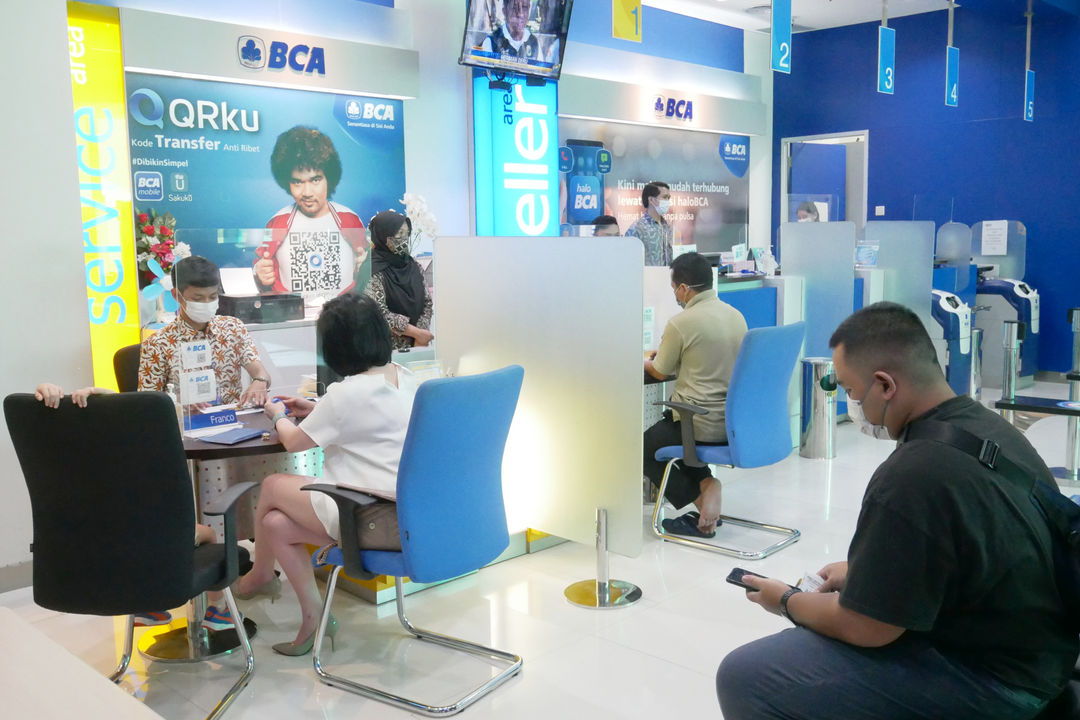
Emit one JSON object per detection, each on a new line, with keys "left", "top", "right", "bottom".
{"left": 399, "top": 193, "right": 439, "bottom": 249}
{"left": 173, "top": 241, "right": 192, "bottom": 260}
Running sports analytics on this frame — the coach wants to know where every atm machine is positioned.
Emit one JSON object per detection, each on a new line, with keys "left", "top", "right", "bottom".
{"left": 972, "top": 220, "right": 1039, "bottom": 388}
{"left": 931, "top": 289, "right": 973, "bottom": 396}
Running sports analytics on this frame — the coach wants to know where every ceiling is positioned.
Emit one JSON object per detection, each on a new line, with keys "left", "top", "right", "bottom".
{"left": 645, "top": 1, "right": 1075, "bottom": 34}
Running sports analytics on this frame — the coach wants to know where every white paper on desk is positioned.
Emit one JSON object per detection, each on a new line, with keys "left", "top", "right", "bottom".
{"left": 981, "top": 220, "right": 1008, "bottom": 256}
{"left": 220, "top": 267, "right": 260, "bottom": 295}
{"left": 200, "top": 402, "right": 261, "bottom": 416}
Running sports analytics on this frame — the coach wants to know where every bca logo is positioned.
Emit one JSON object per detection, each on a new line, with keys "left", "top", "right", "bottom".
{"left": 345, "top": 100, "right": 362, "bottom": 120}
{"left": 238, "top": 36, "right": 265, "bottom": 69}
{"left": 134, "top": 171, "right": 163, "bottom": 202}
{"left": 361, "top": 103, "right": 395, "bottom": 121}
{"left": 653, "top": 94, "right": 694, "bottom": 121}
{"left": 237, "top": 35, "right": 326, "bottom": 75}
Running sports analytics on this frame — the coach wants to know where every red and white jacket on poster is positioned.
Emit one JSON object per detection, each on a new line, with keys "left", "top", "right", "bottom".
{"left": 256, "top": 202, "right": 366, "bottom": 294}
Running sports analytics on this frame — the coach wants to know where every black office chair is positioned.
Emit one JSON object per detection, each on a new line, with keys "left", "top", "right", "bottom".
{"left": 113, "top": 343, "right": 141, "bottom": 392}
{"left": 3, "top": 391, "right": 256, "bottom": 720}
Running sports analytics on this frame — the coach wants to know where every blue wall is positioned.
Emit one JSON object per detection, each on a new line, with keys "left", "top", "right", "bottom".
{"left": 774, "top": 8, "right": 1080, "bottom": 371}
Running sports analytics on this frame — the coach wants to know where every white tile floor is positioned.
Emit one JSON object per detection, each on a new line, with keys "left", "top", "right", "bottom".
{"left": 4, "top": 383, "right": 1078, "bottom": 719}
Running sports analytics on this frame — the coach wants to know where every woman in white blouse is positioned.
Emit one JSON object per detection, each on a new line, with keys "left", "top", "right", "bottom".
{"left": 234, "top": 294, "right": 417, "bottom": 655}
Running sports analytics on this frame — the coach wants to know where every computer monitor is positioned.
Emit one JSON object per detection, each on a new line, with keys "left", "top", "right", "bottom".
{"left": 459, "top": 0, "right": 574, "bottom": 80}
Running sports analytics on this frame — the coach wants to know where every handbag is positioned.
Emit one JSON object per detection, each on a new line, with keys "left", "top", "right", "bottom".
{"left": 354, "top": 500, "right": 401, "bottom": 551}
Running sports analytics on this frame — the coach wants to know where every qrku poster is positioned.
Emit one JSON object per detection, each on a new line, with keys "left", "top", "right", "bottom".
{"left": 125, "top": 71, "right": 405, "bottom": 297}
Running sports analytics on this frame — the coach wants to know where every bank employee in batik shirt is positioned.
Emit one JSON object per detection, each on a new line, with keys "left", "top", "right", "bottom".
{"left": 254, "top": 126, "right": 367, "bottom": 302}
{"left": 139, "top": 256, "right": 271, "bottom": 407}
{"left": 625, "top": 180, "right": 673, "bottom": 267}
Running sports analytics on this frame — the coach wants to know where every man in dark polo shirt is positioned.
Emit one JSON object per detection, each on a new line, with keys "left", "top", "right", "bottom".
{"left": 717, "top": 302, "right": 1077, "bottom": 719}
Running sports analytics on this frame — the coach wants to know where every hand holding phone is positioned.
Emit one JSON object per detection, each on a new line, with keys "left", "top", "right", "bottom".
{"left": 726, "top": 567, "right": 765, "bottom": 590}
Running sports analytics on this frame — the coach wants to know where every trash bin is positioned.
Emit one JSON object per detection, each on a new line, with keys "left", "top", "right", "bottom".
{"left": 800, "top": 357, "right": 837, "bottom": 459}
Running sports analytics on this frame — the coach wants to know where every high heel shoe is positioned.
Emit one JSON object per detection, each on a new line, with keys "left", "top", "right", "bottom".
{"left": 272, "top": 615, "right": 338, "bottom": 657}
{"left": 234, "top": 572, "right": 283, "bottom": 602}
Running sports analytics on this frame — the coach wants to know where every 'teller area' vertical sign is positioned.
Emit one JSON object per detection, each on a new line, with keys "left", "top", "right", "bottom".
{"left": 771, "top": 0, "right": 792, "bottom": 74}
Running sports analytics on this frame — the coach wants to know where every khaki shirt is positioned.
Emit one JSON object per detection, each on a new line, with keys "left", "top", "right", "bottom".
{"left": 652, "top": 291, "right": 747, "bottom": 441}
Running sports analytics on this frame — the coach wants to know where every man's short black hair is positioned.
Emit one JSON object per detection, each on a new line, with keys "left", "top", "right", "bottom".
{"left": 670, "top": 252, "right": 713, "bottom": 291}
{"left": 171, "top": 256, "right": 220, "bottom": 292}
{"left": 270, "top": 126, "right": 343, "bottom": 197}
{"left": 829, "top": 302, "right": 941, "bottom": 383}
{"left": 317, "top": 294, "right": 392, "bottom": 377}
{"left": 641, "top": 181, "right": 669, "bottom": 209}
{"left": 591, "top": 214, "right": 618, "bottom": 228}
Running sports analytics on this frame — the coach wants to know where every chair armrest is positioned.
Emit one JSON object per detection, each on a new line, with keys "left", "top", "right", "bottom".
{"left": 302, "top": 484, "right": 378, "bottom": 580}
{"left": 202, "top": 481, "right": 259, "bottom": 585}
{"left": 653, "top": 400, "right": 709, "bottom": 416}
{"left": 651, "top": 402, "right": 707, "bottom": 468}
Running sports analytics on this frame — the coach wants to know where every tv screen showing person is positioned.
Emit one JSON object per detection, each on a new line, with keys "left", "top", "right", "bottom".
{"left": 460, "top": 0, "right": 574, "bottom": 79}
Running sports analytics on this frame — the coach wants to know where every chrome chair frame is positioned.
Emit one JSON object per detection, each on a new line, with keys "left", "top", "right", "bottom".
{"left": 649, "top": 323, "right": 804, "bottom": 559}
{"left": 311, "top": 564, "right": 522, "bottom": 716}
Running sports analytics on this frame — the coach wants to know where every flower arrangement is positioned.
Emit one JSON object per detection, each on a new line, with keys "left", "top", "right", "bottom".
{"left": 134, "top": 209, "right": 190, "bottom": 286}
{"left": 399, "top": 193, "right": 439, "bottom": 254}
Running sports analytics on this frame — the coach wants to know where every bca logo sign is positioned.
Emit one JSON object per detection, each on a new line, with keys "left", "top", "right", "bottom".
{"left": 134, "top": 171, "right": 163, "bottom": 202}
{"left": 346, "top": 99, "right": 395, "bottom": 121}
{"left": 653, "top": 95, "right": 694, "bottom": 121}
{"left": 237, "top": 35, "right": 326, "bottom": 75}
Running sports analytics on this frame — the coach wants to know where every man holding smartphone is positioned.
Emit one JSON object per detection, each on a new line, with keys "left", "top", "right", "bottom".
{"left": 717, "top": 303, "right": 1077, "bottom": 719}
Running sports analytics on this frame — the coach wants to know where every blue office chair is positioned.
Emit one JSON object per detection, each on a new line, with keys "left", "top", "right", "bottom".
{"left": 651, "top": 322, "right": 805, "bottom": 559}
{"left": 303, "top": 365, "right": 525, "bottom": 716}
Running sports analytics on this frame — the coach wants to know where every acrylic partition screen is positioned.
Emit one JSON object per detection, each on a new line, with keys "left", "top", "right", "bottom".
{"left": 972, "top": 220, "right": 1027, "bottom": 281}
{"left": 643, "top": 267, "right": 682, "bottom": 352}
{"left": 434, "top": 236, "right": 644, "bottom": 557}
{"left": 865, "top": 221, "right": 935, "bottom": 332}
{"left": 780, "top": 222, "right": 856, "bottom": 357}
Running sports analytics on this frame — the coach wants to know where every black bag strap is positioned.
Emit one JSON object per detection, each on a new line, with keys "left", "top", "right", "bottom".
{"left": 904, "top": 419, "right": 1079, "bottom": 544}
{"left": 904, "top": 419, "right": 1029, "bottom": 486}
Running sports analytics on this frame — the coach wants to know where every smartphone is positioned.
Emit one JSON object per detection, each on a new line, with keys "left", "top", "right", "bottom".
{"left": 726, "top": 567, "right": 765, "bottom": 590}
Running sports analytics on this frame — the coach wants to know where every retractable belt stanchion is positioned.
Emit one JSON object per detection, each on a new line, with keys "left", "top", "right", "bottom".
{"left": 1051, "top": 309, "right": 1080, "bottom": 482}
{"left": 1000, "top": 321, "right": 1023, "bottom": 426}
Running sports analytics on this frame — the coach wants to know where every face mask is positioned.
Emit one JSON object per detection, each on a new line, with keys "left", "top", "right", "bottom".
{"left": 847, "top": 382, "right": 891, "bottom": 440}
{"left": 183, "top": 298, "right": 218, "bottom": 324}
{"left": 389, "top": 233, "right": 410, "bottom": 256}
{"left": 798, "top": 217, "right": 814, "bottom": 223}
{"left": 656, "top": 199, "right": 671, "bottom": 215}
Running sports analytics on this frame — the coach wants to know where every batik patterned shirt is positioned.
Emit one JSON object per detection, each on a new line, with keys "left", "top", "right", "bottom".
{"left": 138, "top": 315, "right": 258, "bottom": 404}
{"left": 625, "top": 212, "right": 673, "bottom": 266}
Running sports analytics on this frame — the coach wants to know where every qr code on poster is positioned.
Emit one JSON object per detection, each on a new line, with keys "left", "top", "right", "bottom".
{"left": 287, "top": 231, "right": 344, "bottom": 292}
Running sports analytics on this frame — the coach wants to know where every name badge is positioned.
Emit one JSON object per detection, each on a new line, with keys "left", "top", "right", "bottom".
{"left": 185, "top": 409, "right": 238, "bottom": 431}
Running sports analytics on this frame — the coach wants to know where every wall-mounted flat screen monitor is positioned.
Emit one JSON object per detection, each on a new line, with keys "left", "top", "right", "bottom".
{"left": 460, "top": 0, "right": 574, "bottom": 80}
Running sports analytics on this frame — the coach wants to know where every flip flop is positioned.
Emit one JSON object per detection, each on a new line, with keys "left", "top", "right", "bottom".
{"left": 662, "top": 513, "right": 717, "bottom": 539}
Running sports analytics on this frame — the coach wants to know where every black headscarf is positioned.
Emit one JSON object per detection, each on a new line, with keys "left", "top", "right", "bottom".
{"left": 369, "top": 210, "right": 426, "bottom": 324}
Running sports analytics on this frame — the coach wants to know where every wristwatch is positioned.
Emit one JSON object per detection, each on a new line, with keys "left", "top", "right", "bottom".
{"left": 779, "top": 586, "right": 802, "bottom": 625}
{"left": 251, "top": 376, "right": 271, "bottom": 388}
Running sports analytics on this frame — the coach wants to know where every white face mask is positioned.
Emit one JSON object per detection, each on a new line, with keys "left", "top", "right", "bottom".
{"left": 656, "top": 198, "right": 671, "bottom": 215}
{"left": 847, "top": 385, "right": 891, "bottom": 440}
{"left": 183, "top": 298, "right": 218, "bottom": 324}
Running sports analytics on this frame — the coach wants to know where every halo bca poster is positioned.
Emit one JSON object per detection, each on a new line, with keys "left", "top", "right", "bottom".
{"left": 557, "top": 118, "right": 749, "bottom": 255}
{"left": 125, "top": 71, "right": 405, "bottom": 303}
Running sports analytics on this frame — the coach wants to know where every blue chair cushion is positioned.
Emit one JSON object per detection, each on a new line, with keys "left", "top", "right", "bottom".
{"left": 655, "top": 444, "right": 733, "bottom": 465}
{"left": 312, "top": 544, "right": 409, "bottom": 579}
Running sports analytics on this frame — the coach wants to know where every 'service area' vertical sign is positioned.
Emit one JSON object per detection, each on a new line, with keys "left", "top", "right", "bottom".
{"left": 68, "top": 1, "right": 141, "bottom": 389}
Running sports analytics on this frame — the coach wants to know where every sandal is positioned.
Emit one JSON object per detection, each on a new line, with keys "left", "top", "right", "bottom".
{"left": 662, "top": 512, "right": 720, "bottom": 538}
